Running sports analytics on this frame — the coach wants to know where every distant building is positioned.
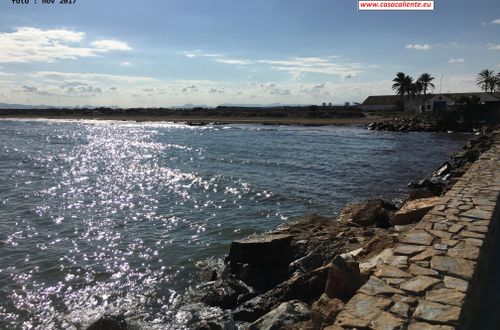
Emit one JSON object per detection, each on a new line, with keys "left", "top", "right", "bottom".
{"left": 360, "top": 95, "right": 400, "bottom": 111}
{"left": 423, "top": 92, "right": 500, "bottom": 112}
{"left": 361, "top": 92, "right": 500, "bottom": 112}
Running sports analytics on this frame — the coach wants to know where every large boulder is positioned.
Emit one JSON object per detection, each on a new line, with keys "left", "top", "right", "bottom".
{"left": 227, "top": 234, "right": 293, "bottom": 267}
{"left": 325, "top": 256, "right": 365, "bottom": 301}
{"left": 390, "top": 197, "right": 442, "bottom": 226}
{"left": 233, "top": 264, "right": 332, "bottom": 322}
{"left": 247, "top": 300, "right": 310, "bottom": 330}
{"left": 193, "top": 279, "right": 254, "bottom": 309}
{"left": 310, "top": 294, "right": 345, "bottom": 329}
{"left": 346, "top": 199, "right": 396, "bottom": 227}
{"left": 86, "top": 315, "right": 127, "bottom": 330}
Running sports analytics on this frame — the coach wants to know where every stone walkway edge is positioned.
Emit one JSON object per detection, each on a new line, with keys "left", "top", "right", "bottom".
{"left": 332, "top": 133, "right": 500, "bottom": 330}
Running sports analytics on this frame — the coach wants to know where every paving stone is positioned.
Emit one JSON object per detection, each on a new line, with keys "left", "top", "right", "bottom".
{"left": 358, "top": 276, "right": 404, "bottom": 296}
{"left": 431, "top": 256, "right": 475, "bottom": 280}
{"left": 426, "top": 288, "right": 466, "bottom": 306}
{"left": 466, "top": 225, "right": 489, "bottom": 233}
{"left": 383, "top": 277, "right": 406, "bottom": 286}
{"left": 440, "top": 239, "right": 459, "bottom": 247}
{"left": 400, "top": 275, "right": 441, "bottom": 294}
{"left": 447, "top": 245, "right": 480, "bottom": 260}
{"left": 414, "top": 300, "right": 461, "bottom": 325}
{"left": 388, "top": 256, "right": 408, "bottom": 268}
{"left": 394, "top": 244, "right": 427, "bottom": 256}
{"left": 461, "top": 208, "right": 491, "bottom": 220}
{"left": 427, "top": 229, "right": 453, "bottom": 240}
{"left": 398, "top": 231, "right": 434, "bottom": 246}
{"left": 414, "top": 222, "right": 434, "bottom": 230}
{"left": 448, "top": 224, "right": 464, "bottom": 234}
{"left": 460, "top": 230, "right": 485, "bottom": 239}
{"left": 463, "top": 238, "right": 483, "bottom": 247}
{"left": 409, "top": 264, "right": 439, "bottom": 276}
{"left": 433, "top": 244, "right": 448, "bottom": 251}
{"left": 408, "top": 322, "right": 455, "bottom": 330}
{"left": 375, "top": 265, "right": 412, "bottom": 278}
{"left": 370, "top": 311, "right": 405, "bottom": 330}
{"left": 390, "top": 301, "right": 410, "bottom": 318}
{"left": 443, "top": 276, "right": 469, "bottom": 292}
{"left": 392, "top": 294, "right": 417, "bottom": 306}
{"left": 470, "top": 220, "right": 490, "bottom": 227}
{"left": 334, "top": 310, "right": 370, "bottom": 329}
{"left": 433, "top": 223, "right": 448, "bottom": 231}
{"left": 410, "top": 249, "right": 440, "bottom": 261}
{"left": 335, "top": 293, "right": 392, "bottom": 326}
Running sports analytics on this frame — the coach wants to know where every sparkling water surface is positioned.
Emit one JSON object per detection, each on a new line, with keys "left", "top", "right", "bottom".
{"left": 0, "top": 119, "right": 469, "bottom": 329}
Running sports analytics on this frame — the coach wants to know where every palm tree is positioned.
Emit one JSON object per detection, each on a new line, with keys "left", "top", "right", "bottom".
{"left": 392, "top": 72, "right": 407, "bottom": 105}
{"left": 404, "top": 75, "right": 414, "bottom": 101}
{"left": 417, "top": 73, "right": 435, "bottom": 96}
{"left": 477, "top": 69, "right": 495, "bottom": 93}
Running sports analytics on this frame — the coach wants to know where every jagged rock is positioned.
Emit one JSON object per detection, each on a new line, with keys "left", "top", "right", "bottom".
{"left": 193, "top": 279, "right": 254, "bottom": 309}
{"left": 175, "top": 303, "right": 235, "bottom": 329}
{"left": 346, "top": 199, "right": 396, "bottom": 227}
{"left": 247, "top": 300, "right": 310, "bottom": 330}
{"left": 391, "top": 197, "right": 442, "bottom": 226}
{"left": 227, "top": 234, "right": 293, "bottom": 267}
{"left": 325, "top": 256, "right": 365, "bottom": 301}
{"left": 405, "top": 188, "right": 436, "bottom": 202}
{"left": 359, "top": 248, "right": 394, "bottom": 274}
{"left": 310, "top": 294, "right": 344, "bottom": 329}
{"left": 233, "top": 264, "right": 332, "bottom": 322}
{"left": 86, "top": 315, "right": 127, "bottom": 330}
{"left": 288, "top": 253, "right": 324, "bottom": 275}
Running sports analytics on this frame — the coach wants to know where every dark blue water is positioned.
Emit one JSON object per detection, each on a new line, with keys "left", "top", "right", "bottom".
{"left": 0, "top": 119, "right": 468, "bottom": 329}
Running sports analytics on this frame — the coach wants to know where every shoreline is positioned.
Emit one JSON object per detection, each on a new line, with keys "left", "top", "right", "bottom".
{"left": 140, "top": 128, "right": 495, "bottom": 330}
{"left": 0, "top": 113, "right": 388, "bottom": 126}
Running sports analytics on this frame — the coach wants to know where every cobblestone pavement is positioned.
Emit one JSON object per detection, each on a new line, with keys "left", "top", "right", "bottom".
{"left": 332, "top": 132, "right": 500, "bottom": 330}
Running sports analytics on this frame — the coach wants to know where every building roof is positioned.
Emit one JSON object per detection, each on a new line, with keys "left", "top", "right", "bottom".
{"left": 362, "top": 92, "right": 500, "bottom": 105}
{"left": 361, "top": 95, "right": 401, "bottom": 106}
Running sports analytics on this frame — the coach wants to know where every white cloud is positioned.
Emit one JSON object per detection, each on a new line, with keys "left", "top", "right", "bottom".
{"left": 31, "top": 71, "right": 158, "bottom": 84}
{"left": 405, "top": 44, "right": 432, "bottom": 50}
{"left": 487, "top": 43, "right": 500, "bottom": 50}
{"left": 215, "top": 58, "right": 252, "bottom": 65}
{"left": 0, "top": 71, "right": 14, "bottom": 76}
{"left": 491, "top": 18, "right": 500, "bottom": 24}
{"left": 91, "top": 39, "right": 131, "bottom": 51}
{"left": 180, "top": 50, "right": 222, "bottom": 58}
{"left": 121, "top": 61, "right": 132, "bottom": 66}
{"left": 448, "top": 58, "right": 465, "bottom": 64}
{"left": 0, "top": 27, "right": 131, "bottom": 63}
{"left": 258, "top": 57, "right": 363, "bottom": 79}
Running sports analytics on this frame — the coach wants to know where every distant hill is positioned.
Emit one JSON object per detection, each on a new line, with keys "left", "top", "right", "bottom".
{"left": 0, "top": 103, "right": 121, "bottom": 110}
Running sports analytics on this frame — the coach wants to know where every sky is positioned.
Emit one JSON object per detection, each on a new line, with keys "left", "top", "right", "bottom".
{"left": 0, "top": 0, "right": 499, "bottom": 107}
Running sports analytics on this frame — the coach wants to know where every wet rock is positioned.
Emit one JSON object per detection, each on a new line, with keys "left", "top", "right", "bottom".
{"left": 193, "top": 279, "right": 254, "bottom": 309}
{"left": 175, "top": 303, "right": 235, "bottom": 329}
{"left": 288, "top": 253, "right": 324, "bottom": 275}
{"left": 233, "top": 263, "right": 332, "bottom": 322}
{"left": 227, "top": 234, "right": 293, "bottom": 267}
{"left": 391, "top": 197, "right": 442, "bottom": 226}
{"left": 247, "top": 300, "right": 310, "bottom": 330}
{"left": 325, "top": 256, "right": 365, "bottom": 301}
{"left": 310, "top": 294, "right": 344, "bottom": 329}
{"left": 86, "top": 315, "right": 127, "bottom": 330}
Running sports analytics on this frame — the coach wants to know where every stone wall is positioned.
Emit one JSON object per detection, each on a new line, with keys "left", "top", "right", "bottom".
{"left": 332, "top": 132, "right": 500, "bottom": 330}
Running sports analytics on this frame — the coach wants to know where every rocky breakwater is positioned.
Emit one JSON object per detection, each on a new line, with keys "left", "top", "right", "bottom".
{"left": 166, "top": 130, "right": 497, "bottom": 330}
{"left": 367, "top": 114, "right": 489, "bottom": 133}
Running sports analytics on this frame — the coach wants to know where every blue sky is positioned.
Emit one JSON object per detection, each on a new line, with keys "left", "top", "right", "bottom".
{"left": 0, "top": 0, "right": 499, "bottom": 107}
